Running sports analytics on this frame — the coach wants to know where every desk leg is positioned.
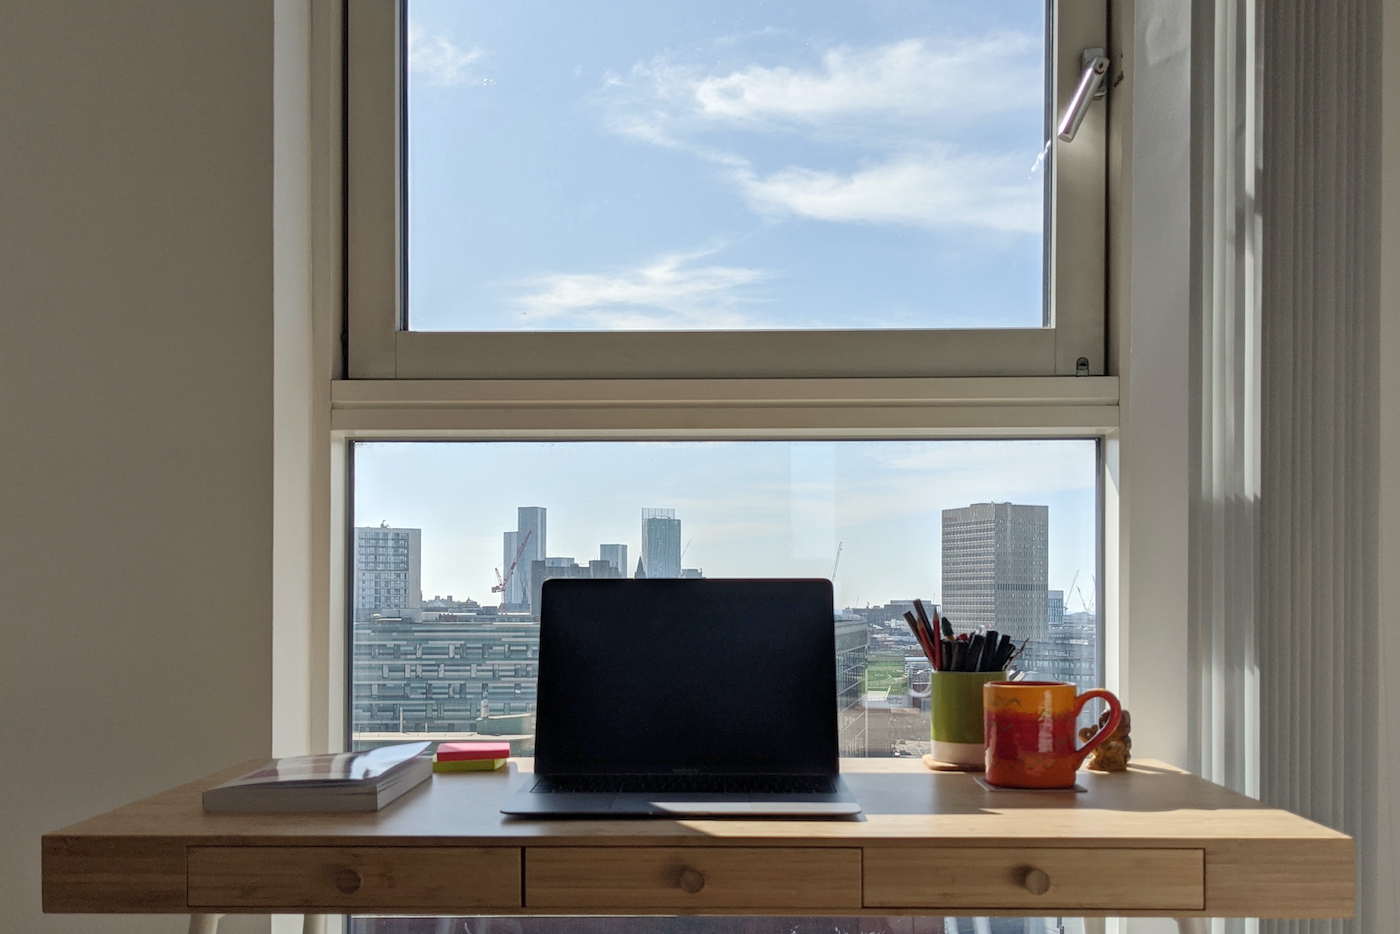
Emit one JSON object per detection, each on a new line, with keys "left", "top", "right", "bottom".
{"left": 302, "top": 915, "right": 328, "bottom": 934}
{"left": 188, "top": 915, "right": 223, "bottom": 934}
{"left": 1174, "top": 920, "right": 1209, "bottom": 934}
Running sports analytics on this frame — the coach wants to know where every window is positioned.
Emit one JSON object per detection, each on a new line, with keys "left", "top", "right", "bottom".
{"left": 348, "top": 439, "right": 1102, "bottom": 755}
{"left": 346, "top": 0, "right": 1108, "bottom": 379}
{"left": 333, "top": 4, "right": 1122, "bottom": 931}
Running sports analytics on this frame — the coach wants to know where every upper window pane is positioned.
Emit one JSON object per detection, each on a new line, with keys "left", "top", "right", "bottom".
{"left": 405, "top": 0, "right": 1049, "bottom": 332}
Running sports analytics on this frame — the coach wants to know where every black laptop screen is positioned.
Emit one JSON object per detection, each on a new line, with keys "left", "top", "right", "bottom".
{"left": 533, "top": 579, "right": 839, "bottom": 776}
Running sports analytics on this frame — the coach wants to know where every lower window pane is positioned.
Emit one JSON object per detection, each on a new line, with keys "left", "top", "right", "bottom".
{"left": 350, "top": 439, "right": 1100, "bottom": 754}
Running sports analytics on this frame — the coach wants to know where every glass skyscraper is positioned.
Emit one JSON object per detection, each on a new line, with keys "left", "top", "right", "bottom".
{"left": 640, "top": 507, "right": 682, "bottom": 579}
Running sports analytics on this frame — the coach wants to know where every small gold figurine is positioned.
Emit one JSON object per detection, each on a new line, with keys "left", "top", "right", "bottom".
{"left": 1081, "top": 708, "right": 1132, "bottom": 771}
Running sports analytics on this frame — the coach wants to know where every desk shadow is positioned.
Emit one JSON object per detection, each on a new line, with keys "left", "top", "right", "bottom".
{"left": 843, "top": 768, "right": 1271, "bottom": 815}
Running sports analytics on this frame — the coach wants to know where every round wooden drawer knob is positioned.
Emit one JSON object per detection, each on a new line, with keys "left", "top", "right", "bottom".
{"left": 333, "top": 868, "right": 363, "bottom": 895}
{"left": 678, "top": 867, "right": 707, "bottom": 894}
{"left": 1019, "top": 867, "right": 1052, "bottom": 896}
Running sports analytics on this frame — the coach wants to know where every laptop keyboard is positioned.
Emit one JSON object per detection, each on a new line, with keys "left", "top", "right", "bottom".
{"left": 533, "top": 775, "right": 837, "bottom": 795}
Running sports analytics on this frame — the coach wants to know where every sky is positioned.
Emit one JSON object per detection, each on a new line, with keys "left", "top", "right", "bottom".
{"left": 405, "top": 0, "right": 1050, "bottom": 331}
{"left": 353, "top": 440, "right": 1098, "bottom": 613}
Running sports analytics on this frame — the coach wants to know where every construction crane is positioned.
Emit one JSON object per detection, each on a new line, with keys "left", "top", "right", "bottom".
{"left": 831, "top": 541, "right": 843, "bottom": 580}
{"left": 492, "top": 529, "right": 533, "bottom": 597}
{"left": 1076, "top": 575, "right": 1096, "bottom": 614}
{"left": 1067, "top": 570, "right": 1095, "bottom": 614}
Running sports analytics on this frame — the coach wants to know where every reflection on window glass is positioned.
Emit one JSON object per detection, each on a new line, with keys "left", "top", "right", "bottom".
{"left": 350, "top": 440, "right": 1098, "bottom": 755}
{"left": 406, "top": 1, "right": 1049, "bottom": 331}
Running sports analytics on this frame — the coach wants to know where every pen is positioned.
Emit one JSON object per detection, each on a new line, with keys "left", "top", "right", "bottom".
{"left": 978, "top": 629, "right": 1000, "bottom": 672}
{"left": 993, "top": 633, "right": 1014, "bottom": 670}
{"left": 966, "top": 634, "right": 985, "bottom": 672}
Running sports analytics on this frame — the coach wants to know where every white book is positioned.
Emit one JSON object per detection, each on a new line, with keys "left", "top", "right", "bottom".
{"left": 203, "top": 742, "right": 433, "bottom": 812}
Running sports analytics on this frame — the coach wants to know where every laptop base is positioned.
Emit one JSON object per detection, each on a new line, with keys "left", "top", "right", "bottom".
{"left": 501, "top": 776, "right": 861, "bottom": 817}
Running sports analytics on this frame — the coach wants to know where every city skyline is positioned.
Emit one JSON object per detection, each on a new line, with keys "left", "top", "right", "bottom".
{"left": 352, "top": 440, "right": 1098, "bottom": 612}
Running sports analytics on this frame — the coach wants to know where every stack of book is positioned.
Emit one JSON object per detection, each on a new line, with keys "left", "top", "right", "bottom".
{"left": 202, "top": 742, "right": 432, "bottom": 812}
{"left": 433, "top": 741, "right": 511, "bottom": 773}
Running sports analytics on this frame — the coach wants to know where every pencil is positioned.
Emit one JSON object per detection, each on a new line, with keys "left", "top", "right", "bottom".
{"left": 904, "top": 611, "right": 938, "bottom": 668}
{"left": 912, "top": 600, "right": 941, "bottom": 670}
{"left": 929, "top": 605, "right": 946, "bottom": 671}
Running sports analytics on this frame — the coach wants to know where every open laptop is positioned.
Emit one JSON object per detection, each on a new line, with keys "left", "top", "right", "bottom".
{"left": 501, "top": 578, "right": 861, "bottom": 817}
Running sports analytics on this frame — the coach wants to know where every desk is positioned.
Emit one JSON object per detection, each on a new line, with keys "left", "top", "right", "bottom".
{"left": 42, "top": 758, "right": 1352, "bottom": 933}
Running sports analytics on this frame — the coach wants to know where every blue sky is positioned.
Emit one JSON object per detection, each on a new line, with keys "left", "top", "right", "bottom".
{"left": 353, "top": 440, "right": 1098, "bottom": 613}
{"left": 405, "top": 0, "right": 1049, "bottom": 331}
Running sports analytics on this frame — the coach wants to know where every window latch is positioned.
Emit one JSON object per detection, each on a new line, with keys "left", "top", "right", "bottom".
{"left": 1057, "top": 48, "right": 1109, "bottom": 143}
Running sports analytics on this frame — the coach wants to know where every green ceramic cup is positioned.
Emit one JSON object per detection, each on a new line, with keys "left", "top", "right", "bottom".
{"left": 930, "top": 669, "right": 1008, "bottom": 767}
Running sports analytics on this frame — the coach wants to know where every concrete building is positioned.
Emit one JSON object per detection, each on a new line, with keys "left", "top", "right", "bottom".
{"left": 640, "top": 507, "right": 682, "bottom": 578}
{"left": 353, "top": 523, "right": 422, "bottom": 622}
{"left": 512, "top": 507, "right": 547, "bottom": 610}
{"left": 352, "top": 610, "right": 539, "bottom": 737}
{"left": 1035, "top": 610, "right": 1100, "bottom": 691}
{"left": 502, "top": 530, "right": 522, "bottom": 607}
{"left": 599, "top": 543, "right": 627, "bottom": 575}
{"left": 941, "top": 503, "right": 1049, "bottom": 665}
{"left": 835, "top": 612, "right": 870, "bottom": 757}
{"left": 528, "top": 555, "right": 624, "bottom": 614}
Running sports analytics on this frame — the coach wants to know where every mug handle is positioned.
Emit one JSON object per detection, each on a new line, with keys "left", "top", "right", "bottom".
{"left": 1070, "top": 688, "right": 1123, "bottom": 767}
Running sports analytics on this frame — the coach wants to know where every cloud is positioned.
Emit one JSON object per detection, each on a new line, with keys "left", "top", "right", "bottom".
{"left": 407, "top": 23, "right": 484, "bottom": 87}
{"left": 593, "top": 33, "right": 1046, "bottom": 235}
{"left": 613, "top": 34, "right": 1041, "bottom": 133}
{"left": 736, "top": 150, "right": 1042, "bottom": 233}
{"left": 508, "top": 251, "right": 769, "bottom": 329}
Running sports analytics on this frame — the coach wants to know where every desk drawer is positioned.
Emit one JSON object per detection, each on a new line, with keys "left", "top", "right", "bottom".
{"left": 864, "top": 847, "right": 1205, "bottom": 911}
{"left": 188, "top": 846, "right": 521, "bottom": 910}
{"left": 525, "top": 846, "right": 862, "bottom": 910}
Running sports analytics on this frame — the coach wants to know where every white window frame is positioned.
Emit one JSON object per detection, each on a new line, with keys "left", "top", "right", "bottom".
{"left": 344, "top": 0, "right": 1109, "bottom": 380}
{"left": 278, "top": 0, "right": 1196, "bottom": 787}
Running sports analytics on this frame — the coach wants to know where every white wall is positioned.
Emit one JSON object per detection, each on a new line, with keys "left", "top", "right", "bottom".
{"left": 0, "top": 3, "right": 275, "bottom": 932}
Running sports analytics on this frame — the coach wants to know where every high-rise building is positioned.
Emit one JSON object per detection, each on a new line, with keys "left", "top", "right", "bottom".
{"left": 502, "top": 530, "right": 522, "bottom": 606}
{"left": 353, "top": 523, "right": 422, "bottom": 622}
{"left": 640, "top": 507, "right": 682, "bottom": 579}
{"left": 599, "top": 543, "right": 627, "bottom": 575}
{"left": 510, "top": 507, "right": 546, "bottom": 609}
{"left": 527, "top": 555, "right": 624, "bottom": 614}
{"left": 940, "top": 503, "right": 1049, "bottom": 653}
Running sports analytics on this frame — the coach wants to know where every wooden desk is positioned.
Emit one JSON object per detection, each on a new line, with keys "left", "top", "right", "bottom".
{"left": 42, "top": 758, "right": 1352, "bottom": 929}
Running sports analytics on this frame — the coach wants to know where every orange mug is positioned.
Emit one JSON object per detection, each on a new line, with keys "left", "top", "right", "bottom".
{"left": 982, "top": 681, "right": 1123, "bottom": 788}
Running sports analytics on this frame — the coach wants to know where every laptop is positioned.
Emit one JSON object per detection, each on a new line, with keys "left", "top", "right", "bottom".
{"left": 501, "top": 578, "right": 861, "bottom": 817}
